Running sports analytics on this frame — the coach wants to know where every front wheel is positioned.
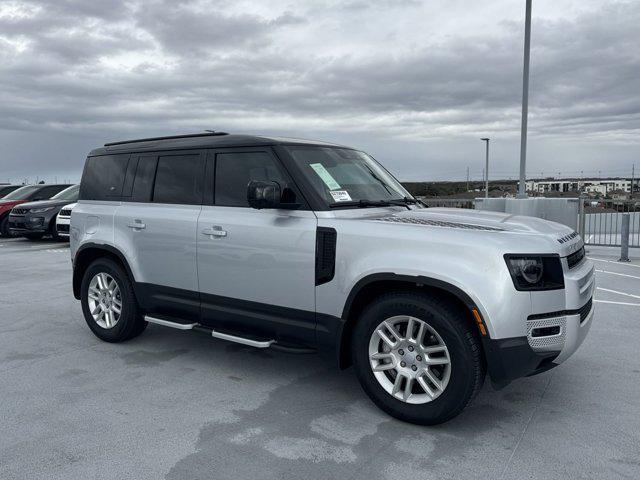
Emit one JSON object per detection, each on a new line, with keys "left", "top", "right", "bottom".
{"left": 0, "top": 215, "right": 12, "bottom": 237}
{"left": 352, "top": 292, "right": 485, "bottom": 425}
{"left": 81, "top": 258, "right": 147, "bottom": 342}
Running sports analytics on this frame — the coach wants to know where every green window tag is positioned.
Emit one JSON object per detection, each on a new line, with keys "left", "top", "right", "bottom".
{"left": 310, "top": 163, "right": 341, "bottom": 190}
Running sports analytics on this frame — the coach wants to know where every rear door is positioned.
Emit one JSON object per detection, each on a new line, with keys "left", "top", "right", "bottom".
{"left": 196, "top": 147, "right": 317, "bottom": 345}
{"left": 114, "top": 150, "right": 205, "bottom": 321}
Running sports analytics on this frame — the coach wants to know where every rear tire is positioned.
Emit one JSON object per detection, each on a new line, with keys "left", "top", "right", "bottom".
{"left": 81, "top": 258, "right": 147, "bottom": 342}
{"left": 351, "top": 292, "right": 485, "bottom": 425}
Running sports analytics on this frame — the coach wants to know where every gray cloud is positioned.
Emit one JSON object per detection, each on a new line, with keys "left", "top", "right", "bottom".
{"left": 0, "top": 0, "right": 638, "bottom": 183}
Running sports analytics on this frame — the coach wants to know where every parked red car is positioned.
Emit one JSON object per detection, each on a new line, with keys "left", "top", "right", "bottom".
{"left": 0, "top": 184, "right": 72, "bottom": 237}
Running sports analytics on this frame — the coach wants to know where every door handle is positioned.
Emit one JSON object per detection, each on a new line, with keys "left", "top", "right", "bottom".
{"left": 202, "top": 226, "right": 227, "bottom": 238}
{"left": 127, "top": 220, "right": 146, "bottom": 230}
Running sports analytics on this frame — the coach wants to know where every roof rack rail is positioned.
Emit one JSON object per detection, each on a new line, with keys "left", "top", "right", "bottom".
{"left": 104, "top": 131, "right": 229, "bottom": 147}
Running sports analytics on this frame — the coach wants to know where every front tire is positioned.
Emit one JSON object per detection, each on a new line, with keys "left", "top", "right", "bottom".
{"left": 352, "top": 292, "right": 485, "bottom": 425}
{"left": 81, "top": 258, "right": 147, "bottom": 342}
{"left": 0, "top": 215, "right": 12, "bottom": 237}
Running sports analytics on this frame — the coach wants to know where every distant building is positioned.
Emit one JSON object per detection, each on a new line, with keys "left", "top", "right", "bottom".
{"left": 523, "top": 178, "right": 639, "bottom": 196}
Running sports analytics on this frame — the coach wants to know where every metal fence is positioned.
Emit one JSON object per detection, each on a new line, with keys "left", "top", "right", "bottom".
{"left": 418, "top": 198, "right": 475, "bottom": 209}
{"left": 580, "top": 199, "right": 640, "bottom": 248}
{"left": 418, "top": 196, "right": 640, "bottom": 248}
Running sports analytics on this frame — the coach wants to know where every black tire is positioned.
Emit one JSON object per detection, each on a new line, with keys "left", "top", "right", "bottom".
{"left": 0, "top": 215, "right": 12, "bottom": 237}
{"left": 24, "top": 233, "right": 44, "bottom": 240}
{"left": 50, "top": 215, "right": 63, "bottom": 241}
{"left": 351, "top": 292, "right": 485, "bottom": 425}
{"left": 81, "top": 258, "right": 147, "bottom": 342}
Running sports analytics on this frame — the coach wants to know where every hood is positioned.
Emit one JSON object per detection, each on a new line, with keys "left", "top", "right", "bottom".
{"left": 0, "top": 199, "right": 25, "bottom": 212}
{"left": 385, "top": 208, "right": 575, "bottom": 236}
{"left": 350, "top": 207, "right": 582, "bottom": 255}
{"left": 13, "top": 199, "right": 71, "bottom": 210}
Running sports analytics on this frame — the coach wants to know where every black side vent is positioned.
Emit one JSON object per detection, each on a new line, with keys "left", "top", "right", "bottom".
{"left": 316, "top": 227, "right": 337, "bottom": 286}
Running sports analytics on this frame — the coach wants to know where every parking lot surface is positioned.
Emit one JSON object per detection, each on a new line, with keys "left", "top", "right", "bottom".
{"left": 1, "top": 237, "right": 639, "bottom": 480}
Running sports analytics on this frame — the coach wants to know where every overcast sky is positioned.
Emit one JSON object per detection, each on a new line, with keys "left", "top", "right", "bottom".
{"left": 1, "top": 0, "right": 639, "bottom": 183}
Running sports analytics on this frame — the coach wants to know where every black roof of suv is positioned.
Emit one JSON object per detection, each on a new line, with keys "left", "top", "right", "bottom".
{"left": 89, "top": 133, "right": 346, "bottom": 156}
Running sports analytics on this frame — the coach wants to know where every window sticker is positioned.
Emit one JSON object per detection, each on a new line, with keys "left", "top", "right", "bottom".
{"left": 310, "top": 163, "right": 341, "bottom": 190}
{"left": 329, "top": 190, "right": 352, "bottom": 202}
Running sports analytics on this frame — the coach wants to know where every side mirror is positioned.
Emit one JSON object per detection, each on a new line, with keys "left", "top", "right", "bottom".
{"left": 247, "top": 181, "right": 300, "bottom": 210}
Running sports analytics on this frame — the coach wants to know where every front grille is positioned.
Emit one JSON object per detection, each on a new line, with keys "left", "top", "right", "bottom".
{"left": 11, "top": 208, "right": 28, "bottom": 215}
{"left": 57, "top": 224, "right": 70, "bottom": 233}
{"left": 578, "top": 297, "right": 593, "bottom": 323}
{"left": 59, "top": 209, "right": 72, "bottom": 216}
{"left": 566, "top": 246, "right": 585, "bottom": 269}
{"left": 376, "top": 216, "right": 504, "bottom": 231}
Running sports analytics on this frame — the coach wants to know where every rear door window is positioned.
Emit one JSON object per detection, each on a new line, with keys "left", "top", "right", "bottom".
{"left": 80, "top": 155, "right": 131, "bottom": 200}
{"left": 131, "top": 156, "right": 158, "bottom": 202}
{"left": 152, "top": 154, "right": 205, "bottom": 205}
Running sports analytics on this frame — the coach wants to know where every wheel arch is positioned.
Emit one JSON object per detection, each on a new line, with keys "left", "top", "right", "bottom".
{"left": 73, "top": 243, "right": 136, "bottom": 300}
{"left": 337, "top": 273, "right": 488, "bottom": 369}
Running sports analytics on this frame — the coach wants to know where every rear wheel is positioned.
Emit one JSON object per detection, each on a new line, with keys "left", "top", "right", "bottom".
{"left": 352, "top": 292, "right": 485, "bottom": 425}
{"left": 81, "top": 258, "right": 147, "bottom": 342}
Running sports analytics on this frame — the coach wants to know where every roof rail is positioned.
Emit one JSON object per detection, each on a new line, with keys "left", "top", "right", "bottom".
{"left": 104, "top": 131, "right": 229, "bottom": 147}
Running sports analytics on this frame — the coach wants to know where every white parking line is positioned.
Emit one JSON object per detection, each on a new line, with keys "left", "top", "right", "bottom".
{"left": 588, "top": 257, "right": 640, "bottom": 268}
{"left": 595, "top": 269, "right": 640, "bottom": 280}
{"left": 594, "top": 300, "right": 640, "bottom": 307}
{"left": 597, "top": 287, "right": 640, "bottom": 300}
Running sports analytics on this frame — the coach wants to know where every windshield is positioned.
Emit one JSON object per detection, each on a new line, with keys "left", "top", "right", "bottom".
{"left": 2, "top": 185, "right": 40, "bottom": 200}
{"left": 52, "top": 184, "right": 79, "bottom": 201}
{"left": 286, "top": 146, "right": 412, "bottom": 206}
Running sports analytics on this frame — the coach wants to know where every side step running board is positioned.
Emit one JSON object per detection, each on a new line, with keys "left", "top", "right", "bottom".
{"left": 144, "top": 315, "right": 275, "bottom": 349}
{"left": 210, "top": 330, "right": 275, "bottom": 348}
{"left": 145, "top": 315, "right": 198, "bottom": 330}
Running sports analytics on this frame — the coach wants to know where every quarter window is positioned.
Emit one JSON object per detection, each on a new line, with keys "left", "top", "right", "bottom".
{"left": 80, "top": 155, "right": 130, "bottom": 200}
{"left": 215, "top": 152, "right": 287, "bottom": 207}
{"left": 152, "top": 155, "right": 204, "bottom": 205}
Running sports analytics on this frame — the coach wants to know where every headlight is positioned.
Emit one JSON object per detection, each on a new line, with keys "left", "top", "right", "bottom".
{"left": 30, "top": 206, "right": 55, "bottom": 213}
{"left": 504, "top": 255, "right": 564, "bottom": 291}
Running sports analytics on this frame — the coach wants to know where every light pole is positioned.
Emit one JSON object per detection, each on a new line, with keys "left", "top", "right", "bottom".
{"left": 517, "top": 0, "right": 532, "bottom": 198}
{"left": 481, "top": 138, "right": 490, "bottom": 198}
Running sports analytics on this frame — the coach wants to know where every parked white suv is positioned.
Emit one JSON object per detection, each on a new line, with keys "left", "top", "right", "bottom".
{"left": 70, "top": 133, "right": 595, "bottom": 424}
{"left": 55, "top": 202, "right": 75, "bottom": 239}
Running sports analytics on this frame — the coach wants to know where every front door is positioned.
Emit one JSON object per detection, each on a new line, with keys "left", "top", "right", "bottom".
{"left": 197, "top": 148, "right": 317, "bottom": 346}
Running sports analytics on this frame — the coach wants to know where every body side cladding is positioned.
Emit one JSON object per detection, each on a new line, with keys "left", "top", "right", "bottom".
{"left": 73, "top": 243, "right": 137, "bottom": 300}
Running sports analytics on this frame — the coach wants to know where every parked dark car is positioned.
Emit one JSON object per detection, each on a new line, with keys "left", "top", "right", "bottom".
{"left": 6, "top": 185, "right": 78, "bottom": 239}
{"left": 0, "top": 185, "right": 22, "bottom": 198}
{"left": 0, "top": 184, "right": 73, "bottom": 237}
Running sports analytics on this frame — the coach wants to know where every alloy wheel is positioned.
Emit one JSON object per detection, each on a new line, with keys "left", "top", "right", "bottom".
{"left": 368, "top": 315, "right": 451, "bottom": 404}
{"left": 87, "top": 272, "right": 122, "bottom": 329}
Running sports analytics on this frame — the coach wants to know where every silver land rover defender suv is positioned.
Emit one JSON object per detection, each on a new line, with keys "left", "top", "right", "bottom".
{"left": 70, "top": 132, "right": 595, "bottom": 424}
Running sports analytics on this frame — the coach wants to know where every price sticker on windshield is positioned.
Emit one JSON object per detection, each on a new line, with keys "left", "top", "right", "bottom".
{"left": 310, "top": 163, "right": 341, "bottom": 190}
{"left": 329, "top": 190, "right": 352, "bottom": 202}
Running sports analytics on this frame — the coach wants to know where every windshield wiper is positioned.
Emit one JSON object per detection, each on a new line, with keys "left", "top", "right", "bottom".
{"left": 387, "top": 197, "right": 420, "bottom": 209}
{"left": 329, "top": 199, "right": 395, "bottom": 208}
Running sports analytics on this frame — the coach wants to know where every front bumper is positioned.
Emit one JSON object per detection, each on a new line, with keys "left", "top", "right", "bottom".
{"left": 56, "top": 218, "right": 70, "bottom": 237}
{"left": 8, "top": 215, "right": 47, "bottom": 234}
{"left": 484, "top": 297, "right": 594, "bottom": 388}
